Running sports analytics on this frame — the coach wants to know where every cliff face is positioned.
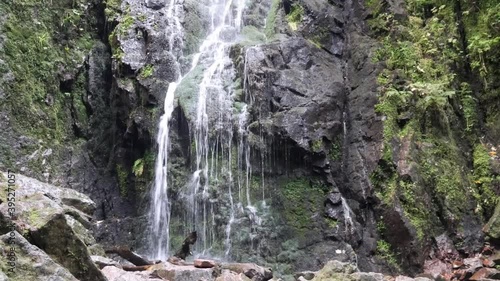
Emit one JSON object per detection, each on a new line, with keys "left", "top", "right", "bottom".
{"left": 0, "top": 0, "right": 499, "bottom": 277}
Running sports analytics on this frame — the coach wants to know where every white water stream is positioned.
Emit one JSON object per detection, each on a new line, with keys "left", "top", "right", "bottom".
{"left": 150, "top": 0, "right": 252, "bottom": 260}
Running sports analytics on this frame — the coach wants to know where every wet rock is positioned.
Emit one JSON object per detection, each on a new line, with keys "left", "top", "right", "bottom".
{"left": 484, "top": 201, "right": 500, "bottom": 240}
{"left": 464, "top": 257, "right": 483, "bottom": 275}
{"left": 146, "top": 0, "right": 166, "bottom": 9}
{"left": 102, "top": 266, "right": 163, "bottom": 281}
{"left": 470, "top": 268, "right": 500, "bottom": 280}
{"left": 194, "top": 259, "right": 217, "bottom": 268}
{"left": 423, "top": 259, "right": 451, "bottom": 279}
{"left": 149, "top": 262, "right": 214, "bottom": 281}
{"left": 0, "top": 231, "right": 78, "bottom": 281}
{"left": 92, "top": 255, "right": 122, "bottom": 269}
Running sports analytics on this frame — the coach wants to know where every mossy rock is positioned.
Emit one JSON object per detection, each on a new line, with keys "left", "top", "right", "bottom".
{"left": 0, "top": 231, "right": 78, "bottom": 280}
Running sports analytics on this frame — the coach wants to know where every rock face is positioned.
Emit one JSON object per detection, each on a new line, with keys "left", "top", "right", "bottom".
{"left": 0, "top": 232, "right": 78, "bottom": 281}
{"left": 0, "top": 171, "right": 105, "bottom": 281}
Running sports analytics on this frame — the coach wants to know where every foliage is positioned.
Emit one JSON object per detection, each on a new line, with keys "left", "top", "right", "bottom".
{"left": 376, "top": 240, "right": 400, "bottom": 270}
{"left": 472, "top": 143, "right": 496, "bottom": 216}
{"left": 0, "top": 0, "right": 96, "bottom": 143}
{"left": 286, "top": 3, "right": 304, "bottom": 31}
{"left": 265, "top": 0, "right": 281, "bottom": 38}
{"left": 139, "top": 64, "right": 154, "bottom": 78}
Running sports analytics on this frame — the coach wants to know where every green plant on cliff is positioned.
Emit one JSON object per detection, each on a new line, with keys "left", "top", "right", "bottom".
{"left": 472, "top": 143, "right": 496, "bottom": 216}
{"left": 265, "top": 0, "right": 281, "bottom": 38}
{"left": 281, "top": 178, "right": 327, "bottom": 234}
{"left": 139, "top": 64, "right": 154, "bottom": 78}
{"left": 0, "top": 0, "right": 96, "bottom": 145}
{"left": 286, "top": 3, "right": 304, "bottom": 31}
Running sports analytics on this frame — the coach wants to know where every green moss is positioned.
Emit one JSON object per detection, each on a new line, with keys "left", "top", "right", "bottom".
{"left": 286, "top": 3, "right": 304, "bottom": 31}
{"left": 280, "top": 178, "right": 327, "bottom": 234}
{"left": 139, "top": 64, "right": 154, "bottom": 78}
{"left": 376, "top": 239, "right": 400, "bottom": 270}
{"left": 311, "top": 139, "right": 323, "bottom": 152}
{"left": 329, "top": 139, "right": 341, "bottom": 160}
{"left": 116, "top": 164, "right": 128, "bottom": 197}
{"left": 0, "top": 0, "right": 96, "bottom": 145}
{"left": 265, "top": 0, "right": 281, "bottom": 38}
{"left": 472, "top": 143, "right": 497, "bottom": 216}
{"left": 105, "top": 0, "right": 122, "bottom": 22}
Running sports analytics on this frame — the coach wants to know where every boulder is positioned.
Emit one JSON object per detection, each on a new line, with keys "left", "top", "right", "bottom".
{"left": 484, "top": 201, "right": 500, "bottom": 240}
{"left": 351, "top": 272, "right": 385, "bottom": 281}
{"left": 221, "top": 263, "right": 273, "bottom": 281}
{"left": 215, "top": 270, "right": 252, "bottom": 281}
{"left": 0, "top": 172, "right": 105, "bottom": 281}
{"left": 0, "top": 231, "right": 77, "bottom": 281}
{"left": 470, "top": 268, "right": 500, "bottom": 280}
{"left": 148, "top": 262, "right": 214, "bottom": 281}
{"left": 312, "top": 260, "right": 357, "bottom": 281}
{"left": 92, "top": 255, "right": 123, "bottom": 269}
{"left": 294, "top": 271, "right": 316, "bottom": 280}
{"left": 102, "top": 266, "right": 163, "bottom": 281}
{"left": 194, "top": 259, "right": 217, "bottom": 268}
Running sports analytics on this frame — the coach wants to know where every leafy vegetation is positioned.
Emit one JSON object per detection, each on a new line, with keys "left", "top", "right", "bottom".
{"left": 367, "top": 0, "right": 500, "bottom": 250}
{"left": 286, "top": 3, "right": 304, "bottom": 31}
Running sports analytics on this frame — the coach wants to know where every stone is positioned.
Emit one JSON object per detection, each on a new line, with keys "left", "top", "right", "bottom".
{"left": 423, "top": 259, "right": 451, "bottom": 279}
{"left": 91, "top": 255, "right": 122, "bottom": 269}
{"left": 0, "top": 172, "right": 106, "bottom": 281}
{"left": 394, "top": 276, "right": 413, "bottom": 281}
{"left": 215, "top": 270, "right": 252, "bottom": 281}
{"left": 483, "top": 258, "right": 495, "bottom": 268}
{"left": 464, "top": 257, "right": 483, "bottom": 275}
{"left": 145, "top": 0, "right": 166, "bottom": 9}
{"left": 294, "top": 271, "right": 316, "bottom": 280}
{"left": 470, "top": 268, "right": 500, "bottom": 280}
{"left": 194, "top": 259, "right": 217, "bottom": 268}
{"left": 149, "top": 262, "right": 214, "bottom": 281}
{"left": 351, "top": 272, "right": 385, "bottom": 281}
{"left": 312, "top": 260, "right": 358, "bottom": 281}
{"left": 484, "top": 201, "right": 500, "bottom": 240}
{"left": 221, "top": 263, "right": 273, "bottom": 281}
{"left": 102, "top": 266, "right": 163, "bottom": 281}
{"left": 0, "top": 231, "right": 77, "bottom": 281}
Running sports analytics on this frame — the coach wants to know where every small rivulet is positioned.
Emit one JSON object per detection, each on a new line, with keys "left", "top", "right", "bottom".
{"left": 174, "top": 231, "right": 197, "bottom": 260}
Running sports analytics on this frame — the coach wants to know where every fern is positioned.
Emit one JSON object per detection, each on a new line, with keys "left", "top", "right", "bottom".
{"left": 132, "top": 158, "right": 144, "bottom": 177}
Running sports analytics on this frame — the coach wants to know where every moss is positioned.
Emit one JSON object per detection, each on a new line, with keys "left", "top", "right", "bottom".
{"left": 104, "top": 0, "right": 122, "bottom": 22}
{"left": 280, "top": 178, "right": 327, "bottom": 234}
{"left": 311, "top": 139, "right": 323, "bottom": 152}
{"left": 265, "top": 0, "right": 281, "bottom": 38}
{"left": 116, "top": 164, "right": 128, "bottom": 197}
{"left": 329, "top": 139, "right": 341, "bottom": 160}
{"left": 139, "top": 64, "right": 154, "bottom": 78}
{"left": 0, "top": 0, "right": 97, "bottom": 146}
{"left": 376, "top": 239, "right": 400, "bottom": 270}
{"left": 472, "top": 143, "right": 497, "bottom": 216}
{"left": 286, "top": 3, "right": 304, "bottom": 31}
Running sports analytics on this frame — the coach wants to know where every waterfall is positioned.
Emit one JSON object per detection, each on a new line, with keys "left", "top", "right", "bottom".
{"left": 148, "top": 0, "right": 185, "bottom": 260}
{"left": 188, "top": 0, "right": 247, "bottom": 255}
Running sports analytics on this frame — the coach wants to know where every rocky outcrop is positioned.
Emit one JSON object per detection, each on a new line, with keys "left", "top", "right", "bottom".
{"left": 0, "top": 232, "right": 78, "bottom": 281}
{"left": 0, "top": 171, "right": 105, "bottom": 280}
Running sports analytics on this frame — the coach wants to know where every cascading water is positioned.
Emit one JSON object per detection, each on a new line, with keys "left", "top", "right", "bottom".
{"left": 149, "top": 0, "right": 185, "bottom": 260}
{"left": 149, "top": 0, "right": 258, "bottom": 260}
{"left": 187, "top": 0, "right": 248, "bottom": 255}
